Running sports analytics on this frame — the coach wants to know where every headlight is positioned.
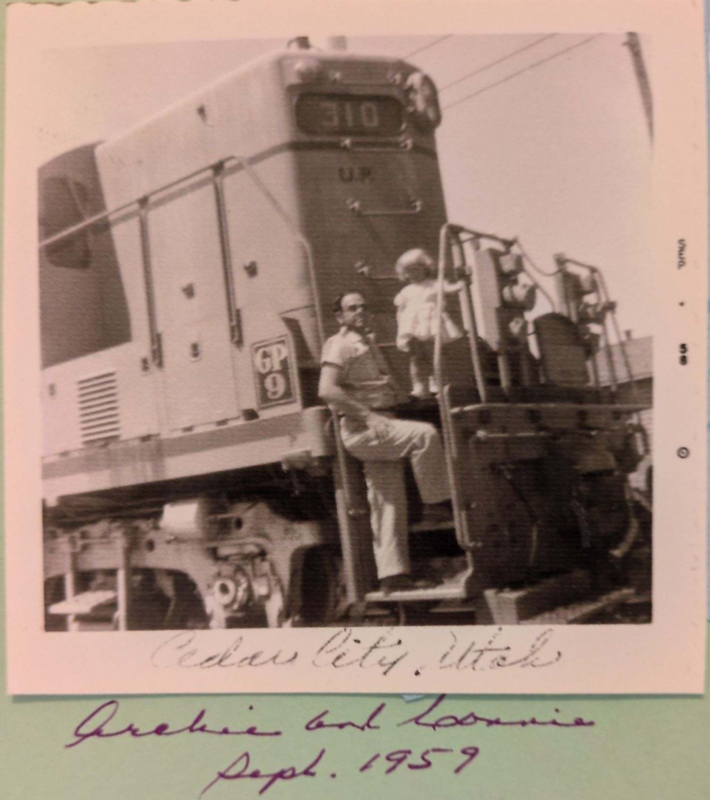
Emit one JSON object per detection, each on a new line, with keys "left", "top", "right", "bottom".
{"left": 405, "top": 72, "right": 442, "bottom": 130}
{"left": 294, "top": 59, "right": 325, "bottom": 83}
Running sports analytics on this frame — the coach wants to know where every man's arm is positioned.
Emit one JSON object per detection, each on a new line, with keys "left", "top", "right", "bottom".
{"left": 318, "top": 363, "right": 370, "bottom": 421}
{"left": 318, "top": 363, "right": 393, "bottom": 441}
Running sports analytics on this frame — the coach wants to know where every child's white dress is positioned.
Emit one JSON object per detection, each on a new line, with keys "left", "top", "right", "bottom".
{"left": 394, "top": 278, "right": 462, "bottom": 351}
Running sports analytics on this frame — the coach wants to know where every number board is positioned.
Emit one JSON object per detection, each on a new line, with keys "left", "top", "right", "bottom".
{"left": 251, "top": 336, "right": 297, "bottom": 409}
{"left": 295, "top": 94, "right": 403, "bottom": 136}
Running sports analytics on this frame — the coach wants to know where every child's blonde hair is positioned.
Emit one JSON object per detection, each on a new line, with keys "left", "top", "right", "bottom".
{"left": 395, "top": 248, "right": 436, "bottom": 283}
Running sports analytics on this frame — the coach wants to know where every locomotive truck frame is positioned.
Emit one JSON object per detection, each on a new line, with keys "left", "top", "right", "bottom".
{"left": 39, "top": 43, "right": 651, "bottom": 631}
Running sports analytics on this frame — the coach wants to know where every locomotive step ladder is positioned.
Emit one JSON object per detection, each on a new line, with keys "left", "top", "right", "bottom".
{"left": 360, "top": 222, "right": 647, "bottom": 617}
{"left": 362, "top": 225, "right": 501, "bottom": 608}
{"left": 366, "top": 223, "right": 523, "bottom": 604}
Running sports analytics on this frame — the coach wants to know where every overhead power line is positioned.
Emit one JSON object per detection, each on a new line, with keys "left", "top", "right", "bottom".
{"left": 443, "top": 34, "right": 602, "bottom": 111}
{"left": 404, "top": 35, "right": 453, "bottom": 60}
{"left": 439, "top": 34, "right": 558, "bottom": 92}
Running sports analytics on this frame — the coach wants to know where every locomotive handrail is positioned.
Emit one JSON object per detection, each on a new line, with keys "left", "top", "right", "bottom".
{"left": 433, "top": 223, "right": 488, "bottom": 404}
{"left": 137, "top": 199, "right": 162, "bottom": 367}
{"left": 213, "top": 163, "right": 243, "bottom": 346}
{"left": 38, "top": 152, "right": 326, "bottom": 349}
{"left": 474, "top": 430, "right": 553, "bottom": 442}
{"left": 595, "top": 270, "right": 640, "bottom": 395}
{"left": 554, "top": 254, "right": 646, "bottom": 452}
{"left": 442, "top": 224, "right": 516, "bottom": 252}
{"left": 353, "top": 260, "right": 400, "bottom": 282}
{"left": 450, "top": 401, "right": 649, "bottom": 415}
{"left": 228, "top": 157, "right": 372, "bottom": 601}
{"left": 39, "top": 157, "right": 235, "bottom": 249}
{"left": 432, "top": 222, "right": 490, "bottom": 557}
{"left": 556, "top": 254, "right": 621, "bottom": 394}
{"left": 340, "top": 136, "right": 413, "bottom": 153}
{"left": 346, "top": 197, "right": 422, "bottom": 217}
{"left": 228, "top": 155, "right": 326, "bottom": 347}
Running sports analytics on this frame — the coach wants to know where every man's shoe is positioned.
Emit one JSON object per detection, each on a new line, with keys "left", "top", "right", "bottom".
{"left": 379, "top": 574, "right": 437, "bottom": 594}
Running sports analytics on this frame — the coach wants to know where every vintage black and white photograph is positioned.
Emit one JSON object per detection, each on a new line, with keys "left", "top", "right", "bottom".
{"left": 37, "top": 32, "right": 654, "bottom": 632}
{"left": 4, "top": 0, "right": 705, "bottom": 695}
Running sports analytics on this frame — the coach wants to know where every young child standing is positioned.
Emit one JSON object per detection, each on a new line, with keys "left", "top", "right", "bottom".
{"left": 394, "top": 248, "right": 463, "bottom": 398}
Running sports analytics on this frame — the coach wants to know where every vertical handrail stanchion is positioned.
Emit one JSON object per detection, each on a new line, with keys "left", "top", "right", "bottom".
{"left": 435, "top": 224, "right": 479, "bottom": 558}
{"left": 433, "top": 225, "right": 449, "bottom": 403}
{"left": 115, "top": 529, "right": 132, "bottom": 632}
{"left": 601, "top": 315, "right": 619, "bottom": 396}
{"left": 589, "top": 346, "right": 602, "bottom": 392}
{"left": 460, "top": 253, "right": 487, "bottom": 404}
{"left": 227, "top": 155, "right": 325, "bottom": 346}
{"left": 213, "top": 164, "right": 243, "bottom": 346}
{"left": 595, "top": 268, "right": 646, "bottom": 452}
{"left": 221, "top": 157, "right": 378, "bottom": 599}
{"left": 138, "top": 198, "right": 163, "bottom": 368}
{"left": 596, "top": 268, "right": 640, "bottom": 403}
{"left": 64, "top": 545, "right": 79, "bottom": 633}
{"left": 435, "top": 226, "right": 463, "bottom": 545}
{"left": 435, "top": 223, "right": 488, "bottom": 405}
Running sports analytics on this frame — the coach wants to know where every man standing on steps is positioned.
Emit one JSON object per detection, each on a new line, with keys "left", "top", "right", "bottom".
{"left": 318, "top": 291, "right": 452, "bottom": 593}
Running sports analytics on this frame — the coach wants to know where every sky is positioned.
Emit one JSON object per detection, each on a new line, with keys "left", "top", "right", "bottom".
{"left": 38, "top": 34, "right": 653, "bottom": 338}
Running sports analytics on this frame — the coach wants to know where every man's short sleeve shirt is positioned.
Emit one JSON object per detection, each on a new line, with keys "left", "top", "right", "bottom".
{"left": 321, "top": 328, "right": 397, "bottom": 410}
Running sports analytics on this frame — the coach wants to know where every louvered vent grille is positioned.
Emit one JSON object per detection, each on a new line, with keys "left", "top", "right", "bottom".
{"left": 77, "top": 371, "right": 120, "bottom": 445}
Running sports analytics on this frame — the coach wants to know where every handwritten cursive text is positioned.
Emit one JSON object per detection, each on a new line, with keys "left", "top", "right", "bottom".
{"left": 66, "top": 699, "right": 282, "bottom": 749}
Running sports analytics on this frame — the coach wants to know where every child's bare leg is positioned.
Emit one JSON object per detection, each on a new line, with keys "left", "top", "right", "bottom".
{"left": 409, "top": 340, "right": 430, "bottom": 398}
{"left": 422, "top": 340, "right": 438, "bottom": 393}
{"left": 411, "top": 339, "right": 436, "bottom": 394}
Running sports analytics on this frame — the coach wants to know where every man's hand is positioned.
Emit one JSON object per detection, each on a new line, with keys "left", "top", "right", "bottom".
{"left": 366, "top": 412, "right": 392, "bottom": 443}
{"left": 320, "top": 363, "right": 381, "bottom": 424}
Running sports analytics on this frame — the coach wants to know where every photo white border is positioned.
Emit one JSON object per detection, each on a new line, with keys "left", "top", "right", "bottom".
{"left": 4, "top": 0, "right": 707, "bottom": 695}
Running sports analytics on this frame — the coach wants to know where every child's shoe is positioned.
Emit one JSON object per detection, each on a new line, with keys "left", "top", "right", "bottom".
{"left": 428, "top": 376, "right": 440, "bottom": 395}
{"left": 411, "top": 382, "right": 431, "bottom": 399}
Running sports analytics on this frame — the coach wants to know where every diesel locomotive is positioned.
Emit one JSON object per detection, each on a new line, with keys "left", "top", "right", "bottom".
{"left": 40, "top": 43, "right": 650, "bottom": 630}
